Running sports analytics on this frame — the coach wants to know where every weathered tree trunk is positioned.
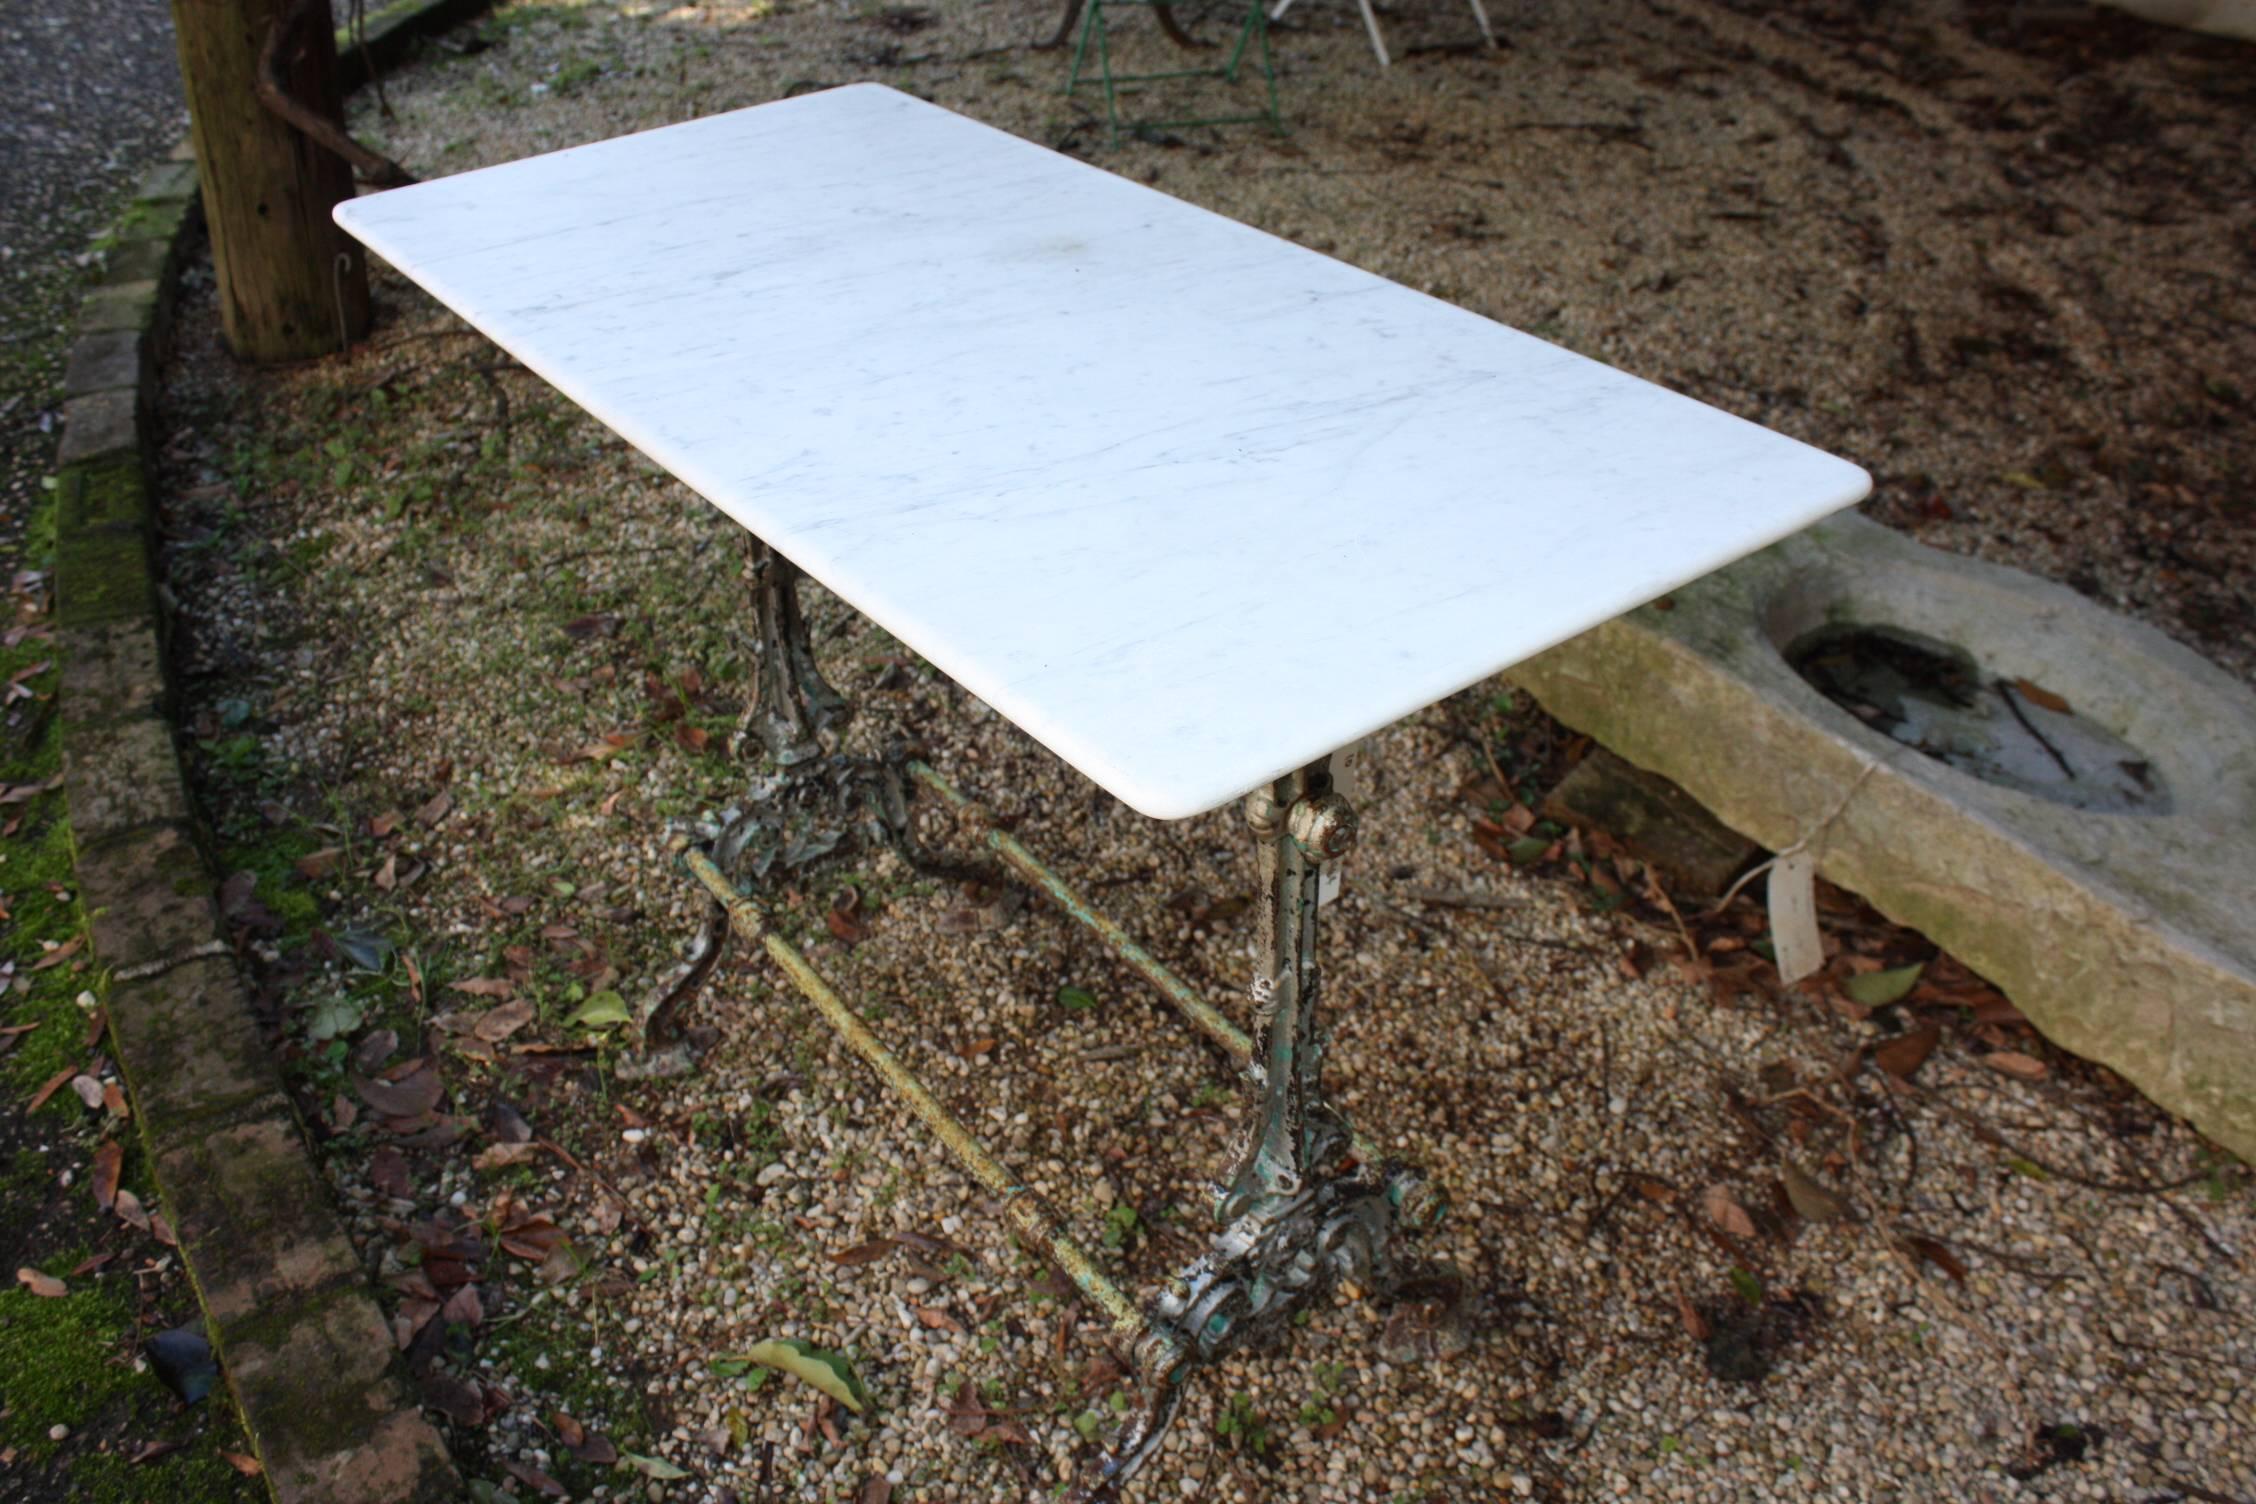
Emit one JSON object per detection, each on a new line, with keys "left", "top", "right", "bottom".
{"left": 171, "top": 0, "right": 370, "bottom": 363}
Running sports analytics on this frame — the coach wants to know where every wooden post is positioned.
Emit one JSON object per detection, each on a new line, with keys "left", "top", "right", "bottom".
{"left": 171, "top": 0, "right": 371, "bottom": 363}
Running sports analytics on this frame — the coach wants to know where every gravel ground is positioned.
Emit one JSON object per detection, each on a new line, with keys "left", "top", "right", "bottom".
{"left": 0, "top": 0, "right": 185, "bottom": 561}
{"left": 153, "top": 2, "right": 2253, "bottom": 1501}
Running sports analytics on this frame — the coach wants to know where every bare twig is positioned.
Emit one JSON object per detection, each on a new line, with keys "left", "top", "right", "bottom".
{"left": 257, "top": 0, "right": 417, "bottom": 188}
{"left": 1396, "top": 884, "right": 1531, "bottom": 911}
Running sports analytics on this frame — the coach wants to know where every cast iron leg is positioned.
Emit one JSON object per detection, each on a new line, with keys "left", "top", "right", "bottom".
{"left": 732, "top": 534, "right": 851, "bottom": 767}
{"left": 1077, "top": 760, "right": 1447, "bottom": 1499}
{"left": 1220, "top": 762, "right": 1357, "bottom": 1221}
{"left": 635, "top": 536, "right": 857, "bottom": 1059}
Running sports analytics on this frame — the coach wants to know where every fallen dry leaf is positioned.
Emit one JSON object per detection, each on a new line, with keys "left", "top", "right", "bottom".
{"left": 26, "top": 1066, "right": 75, "bottom": 1112}
{"left": 1780, "top": 1157, "right": 1851, "bottom": 1223}
{"left": 353, "top": 1065, "right": 444, "bottom": 1119}
{"left": 473, "top": 1140, "right": 539, "bottom": 1171}
{"left": 220, "top": 1451, "right": 263, "bottom": 1477}
{"left": 499, "top": 1217, "right": 565, "bottom": 1262}
{"left": 443, "top": 1285, "right": 485, "bottom": 1327}
{"left": 420, "top": 1372, "right": 487, "bottom": 1426}
{"left": 827, "top": 887, "right": 867, "bottom": 945}
{"left": 29, "top": 935, "right": 84, "bottom": 972}
{"left": 1674, "top": 1280, "right": 1710, "bottom": 1342}
{"left": 1873, "top": 1025, "right": 1940, "bottom": 1082}
{"left": 90, "top": 1141, "right": 122, "bottom": 1211}
{"left": 369, "top": 1146, "right": 412, "bottom": 1200}
{"left": 1981, "top": 1050, "right": 2047, "bottom": 1082}
{"left": 1904, "top": 1234, "right": 1968, "bottom": 1285}
{"left": 473, "top": 999, "right": 536, "bottom": 1043}
{"left": 16, "top": 1267, "right": 65, "bottom": 1298}
{"left": 1701, "top": 1184, "right": 1757, "bottom": 1240}
{"left": 294, "top": 847, "right": 343, "bottom": 880}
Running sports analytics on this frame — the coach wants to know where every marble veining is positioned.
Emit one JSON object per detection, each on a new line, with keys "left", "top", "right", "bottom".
{"left": 335, "top": 83, "right": 1870, "bottom": 820}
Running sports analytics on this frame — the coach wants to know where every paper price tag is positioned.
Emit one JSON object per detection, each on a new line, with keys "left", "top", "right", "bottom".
{"left": 1767, "top": 848, "right": 1823, "bottom": 985}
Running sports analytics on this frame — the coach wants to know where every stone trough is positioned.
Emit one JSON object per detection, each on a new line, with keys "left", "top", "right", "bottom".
{"left": 1511, "top": 512, "right": 2256, "bottom": 1162}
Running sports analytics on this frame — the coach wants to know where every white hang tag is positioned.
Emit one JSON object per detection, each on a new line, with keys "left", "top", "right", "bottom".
{"left": 1319, "top": 737, "right": 1372, "bottom": 907}
{"left": 1767, "top": 848, "right": 1823, "bottom": 985}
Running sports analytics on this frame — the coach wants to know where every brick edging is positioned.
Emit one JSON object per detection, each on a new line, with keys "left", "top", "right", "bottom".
{"left": 52, "top": 7, "right": 492, "bottom": 1500}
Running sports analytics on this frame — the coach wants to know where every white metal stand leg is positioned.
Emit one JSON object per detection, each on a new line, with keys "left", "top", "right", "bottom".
{"left": 1466, "top": 0, "right": 1497, "bottom": 47}
{"left": 1354, "top": 0, "right": 1392, "bottom": 65}
{"left": 1270, "top": 0, "right": 1496, "bottom": 66}
{"left": 1270, "top": 0, "right": 1389, "bottom": 63}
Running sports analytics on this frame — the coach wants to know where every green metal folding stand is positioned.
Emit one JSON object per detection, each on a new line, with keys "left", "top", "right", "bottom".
{"left": 1065, "top": 0, "right": 1284, "bottom": 146}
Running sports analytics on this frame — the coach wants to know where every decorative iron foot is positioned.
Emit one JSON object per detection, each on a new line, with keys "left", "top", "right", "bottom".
{"left": 633, "top": 536, "right": 876, "bottom": 1059}
{"left": 638, "top": 552, "right": 1016, "bottom": 1057}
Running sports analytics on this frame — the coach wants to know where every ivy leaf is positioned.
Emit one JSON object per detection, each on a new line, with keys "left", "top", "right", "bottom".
{"left": 723, "top": 1338, "right": 872, "bottom": 1413}
{"left": 564, "top": 991, "right": 630, "bottom": 1031}
{"left": 333, "top": 928, "right": 394, "bottom": 973}
{"left": 305, "top": 995, "right": 364, "bottom": 1043}
{"left": 1842, "top": 963, "right": 1923, "bottom": 1008}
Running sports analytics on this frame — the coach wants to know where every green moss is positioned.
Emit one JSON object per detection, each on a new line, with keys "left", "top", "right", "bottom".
{"left": 55, "top": 524, "right": 155, "bottom": 630}
{"left": 214, "top": 821, "right": 324, "bottom": 935}
{"left": 0, "top": 1261, "right": 140, "bottom": 1455}
{"left": 0, "top": 635, "right": 97, "bottom": 1100}
{"left": 0, "top": 1261, "right": 254, "bottom": 1502}
{"left": 475, "top": 1297, "right": 654, "bottom": 1493}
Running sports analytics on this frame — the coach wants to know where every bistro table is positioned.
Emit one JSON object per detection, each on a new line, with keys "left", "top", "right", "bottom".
{"left": 335, "top": 82, "right": 1869, "bottom": 1496}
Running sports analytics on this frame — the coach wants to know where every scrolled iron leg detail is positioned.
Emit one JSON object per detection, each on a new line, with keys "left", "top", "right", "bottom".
{"left": 634, "top": 538, "right": 867, "bottom": 1063}
{"left": 1072, "top": 760, "right": 1455, "bottom": 1499}
{"left": 733, "top": 534, "right": 851, "bottom": 767}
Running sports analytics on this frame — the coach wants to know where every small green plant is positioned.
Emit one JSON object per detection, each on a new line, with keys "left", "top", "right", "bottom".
{"left": 551, "top": 57, "right": 605, "bottom": 93}
{"left": 1216, "top": 1392, "right": 1273, "bottom": 1458}
{"left": 1101, "top": 1203, "right": 1139, "bottom": 1250}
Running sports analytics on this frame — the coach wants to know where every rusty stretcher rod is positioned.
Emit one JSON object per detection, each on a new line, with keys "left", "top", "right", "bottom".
{"left": 682, "top": 847, "right": 1171, "bottom": 1369}
{"left": 905, "top": 760, "right": 1252, "bottom": 1061}
{"left": 903, "top": 761, "right": 1413, "bottom": 1184}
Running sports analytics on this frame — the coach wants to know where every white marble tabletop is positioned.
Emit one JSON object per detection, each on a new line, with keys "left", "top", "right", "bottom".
{"left": 335, "top": 83, "right": 1868, "bottom": 820}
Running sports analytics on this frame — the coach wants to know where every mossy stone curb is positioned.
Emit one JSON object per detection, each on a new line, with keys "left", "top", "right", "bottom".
{"left": 48, "top": 2, "right": 497, "bottom": 1497}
